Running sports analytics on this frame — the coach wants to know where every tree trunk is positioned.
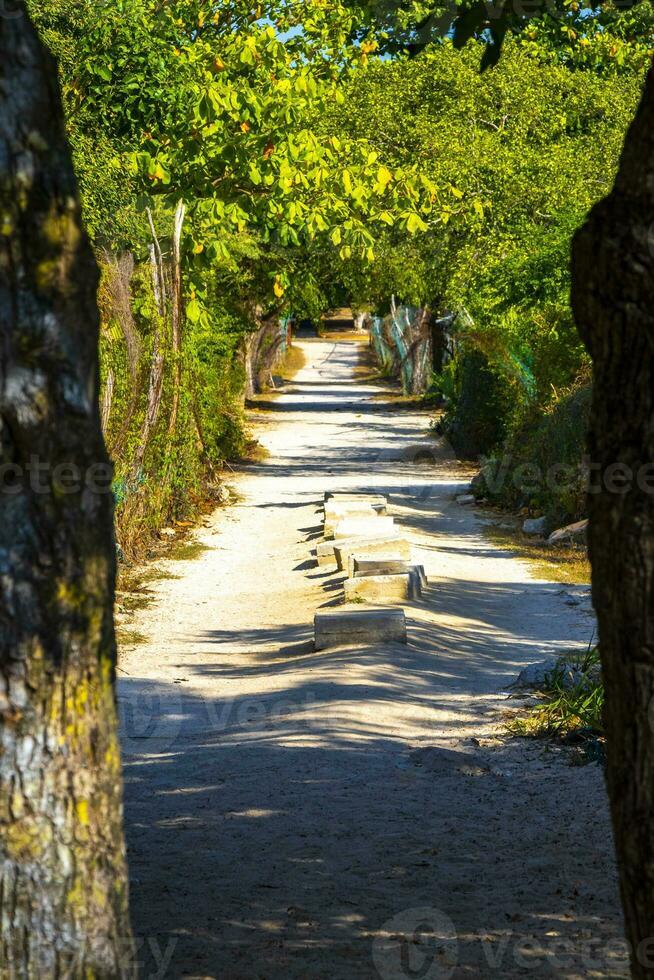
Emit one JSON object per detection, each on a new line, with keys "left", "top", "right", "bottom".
{"left": 571, "top": 62, "right": 654, "bottom": 979}
{"left": 133, "top": 234, "right": 167, "bottom": 472}
{"left": 0, "top": 12, "right": 134, "bottom": 978}
{"left": 102, "top": 253, "right": 142, "bottom": 455}
{"left": 101, "top": 368, "right": 116, "bottom": 435}
{"left": 167, "top": 201, "right": 185, "bottom": 437}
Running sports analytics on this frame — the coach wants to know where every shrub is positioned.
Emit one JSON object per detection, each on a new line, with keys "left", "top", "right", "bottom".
{"left": 441, "top": 349, "right": 523, "bottom": 459}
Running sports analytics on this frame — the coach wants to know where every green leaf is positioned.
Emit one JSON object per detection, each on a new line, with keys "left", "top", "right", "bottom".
{"left": 407, "top": 213, "right": 428, "bottom": 234}
{"left": 186, "top": 298, "right": 201, "bottom": 323}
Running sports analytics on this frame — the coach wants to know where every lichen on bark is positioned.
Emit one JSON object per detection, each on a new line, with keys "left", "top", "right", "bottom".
{"left": 0, "top": 9, "right": 134, "bottom": 977}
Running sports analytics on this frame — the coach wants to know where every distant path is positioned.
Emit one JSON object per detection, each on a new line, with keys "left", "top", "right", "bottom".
{"left": 119, "top": 338, "right": 625, "bottom": 979}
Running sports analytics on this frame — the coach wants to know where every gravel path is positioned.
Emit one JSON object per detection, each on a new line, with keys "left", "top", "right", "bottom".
{"left": 119, "top": 338, "right": 625, "bottom": 979}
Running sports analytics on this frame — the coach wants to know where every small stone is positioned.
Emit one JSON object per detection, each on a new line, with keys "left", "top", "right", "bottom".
{"left": 456, "top": 494, "right": 475, "bottom": 505}
{"left": 547, "top": 519, "right": 588, "bottom": 547}
{"left": 522, "top": 516, "right": 547, "bottom": 536}
{"left": 511, "top": 657, "right": 601, "bottom": 691}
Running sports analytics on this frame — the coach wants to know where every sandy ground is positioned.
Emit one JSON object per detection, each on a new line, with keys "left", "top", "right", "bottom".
{"left": 119, "top": 338, "right": 626, "bottom": 980}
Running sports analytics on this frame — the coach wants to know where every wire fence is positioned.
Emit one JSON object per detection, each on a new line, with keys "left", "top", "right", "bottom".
{"left": 368, "top": 305, "right": 434, "bottom": 394}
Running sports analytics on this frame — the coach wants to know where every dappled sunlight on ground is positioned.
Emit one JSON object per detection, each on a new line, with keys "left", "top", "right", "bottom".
{"left": 119, "top": 338, "right": 621, "bottom": 979}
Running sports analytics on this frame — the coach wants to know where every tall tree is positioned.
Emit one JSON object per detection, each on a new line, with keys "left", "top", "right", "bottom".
{"left": 0, "top": 8, "right": 133, "bottom": 976}
{"left": 571, "top": 67, "right": 654, "bottom": 979}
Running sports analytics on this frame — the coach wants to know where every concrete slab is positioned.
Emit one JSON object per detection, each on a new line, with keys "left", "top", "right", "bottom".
{"left": 352, "top": 558, "right": 412, "bottom": 577}
{"left": 317, "top": 532, "right": 402, "bottom": 568}
{"left": 324, "top": 492, "right": 387, "bottom": 511}
{"left": 338, "top": 537, "right": 410, "bottom": 573}
{"left": 316, "top": 540, "right": 340, "bottom": 566}
{"left": 314, "top": 607, "right": 407, "bottom": 650}
{"left": 324, "top": 503, "right": 378, "bottom": 536}
{"left": 352, "top": 559, "right": 428, "bottom": 589}
{"left": 332, "top": 516, "right": 396, "bottom": 541}
{"left": 344, "top": 573, "right": 420, "bottom": 602}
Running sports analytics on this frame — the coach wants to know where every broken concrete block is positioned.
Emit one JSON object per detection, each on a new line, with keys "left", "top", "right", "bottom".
{"left": 352, "top": 558, "right": 412, "bottom": 577}
{"left": 325, "top": 500, "right": 379, "bottom": 516}
{"left": 316, "top": 540, "right": 340, "bottom": 566}
{"left": 332, "top": 516, "right": 396, "bottom": 541}
{"left": 324, "top": 498, "right": 387, "bottom": 514}
{"left": 344, "top": 572, "right": 421, "bottom": 602}
{"left": 347, "top": 552, "right": 409, "bottom": 578}
{"left": 334, "top": 536, "right": 406, "bottom": 572}
{"left": 352, "top": 559, "right": 427, "bottom": 589}
{"left": 324, "top": 503, "right": 378, "bottom": 536}
{"left": 337, "top": 537, "right": 409, "bottom": 573}
{"left": 324, "top": 492, "right": 387, "bottom": 512}
{"left": 318, "top": 533, "right": 404, "bottom": 569}
{"left": 314, "top": 607, "right": 407, "bottom": 651}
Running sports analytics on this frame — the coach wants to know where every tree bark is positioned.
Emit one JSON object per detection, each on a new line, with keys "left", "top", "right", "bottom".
{"left": 0, "top": 10, "right": 134, "bottom": 977}
{"left": 101, "top": 368, "right": 116, "bottom": 435}
{"left": 133, "top": 235, "right": 167, "bottom": 472}
{"left": 571, "top": 62, "right": 654, "bottom": 979}
{"left": 167, "top": 200, "right": 185, "bottom": 437}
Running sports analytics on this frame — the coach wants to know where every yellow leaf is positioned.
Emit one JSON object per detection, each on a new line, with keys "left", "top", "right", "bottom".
{"left": 273, "top": 278, "right": 284, "bottom": 298}
{"left": 240, "top": 121, "right": 251, "bottom": 133}
{"left": 377, "top": 166, "right": 393, "bottom": 188}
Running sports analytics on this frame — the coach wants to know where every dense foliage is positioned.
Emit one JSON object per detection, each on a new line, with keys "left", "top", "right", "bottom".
{"left": 320, "top": 37, "right": 643, "bottom": 521}
{"left": 29, "top": 0, "right": 431, "bottom": 554}
{"left": 30, "top": 1, "right": 647, "bottom": 542}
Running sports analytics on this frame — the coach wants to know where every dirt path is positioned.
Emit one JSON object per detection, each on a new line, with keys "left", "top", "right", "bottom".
{"left": 119, "top": 338, "right": 625, "bottom": 980}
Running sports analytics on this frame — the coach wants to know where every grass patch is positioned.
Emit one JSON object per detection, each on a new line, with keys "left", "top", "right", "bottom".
{"left": 117, "top": 566, "right": 180, "bottom": 593}
{"left": 483, "top": 520, "right": 590, "bottom": 584}
{"left": 117, "top": 628, "right": 148, "bottom": 647}
{"left": 140, "top": 568, "right": 182, "bottom": 583}
{"left": 507, "top": 646, "right": 604, "bottom": 762}
{"left": 118, "top": 593, "right": 155, "bottom": 613}
{"left": 279, "top": 344, "right": 307, "bottom": 380}
{"left": 167, "top": 540, "right": 210, "bottom": 561}
{"left": 241, "top": 438, "right": 270, "bottom": 463}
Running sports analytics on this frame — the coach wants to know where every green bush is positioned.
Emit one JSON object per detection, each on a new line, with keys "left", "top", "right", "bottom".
{"left": 441, "top": 349, "right": 523, "bottom": 459}
{"left": 478, "top": 381, "right": 591, "bottom": 526}
{"left": 98, "top": 258, "right": 249, "bottom": 558}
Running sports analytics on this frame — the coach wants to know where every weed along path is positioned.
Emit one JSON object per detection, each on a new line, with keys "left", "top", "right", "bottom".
{"left": 119, "top": 337, "right": 625, "bottom": 980}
